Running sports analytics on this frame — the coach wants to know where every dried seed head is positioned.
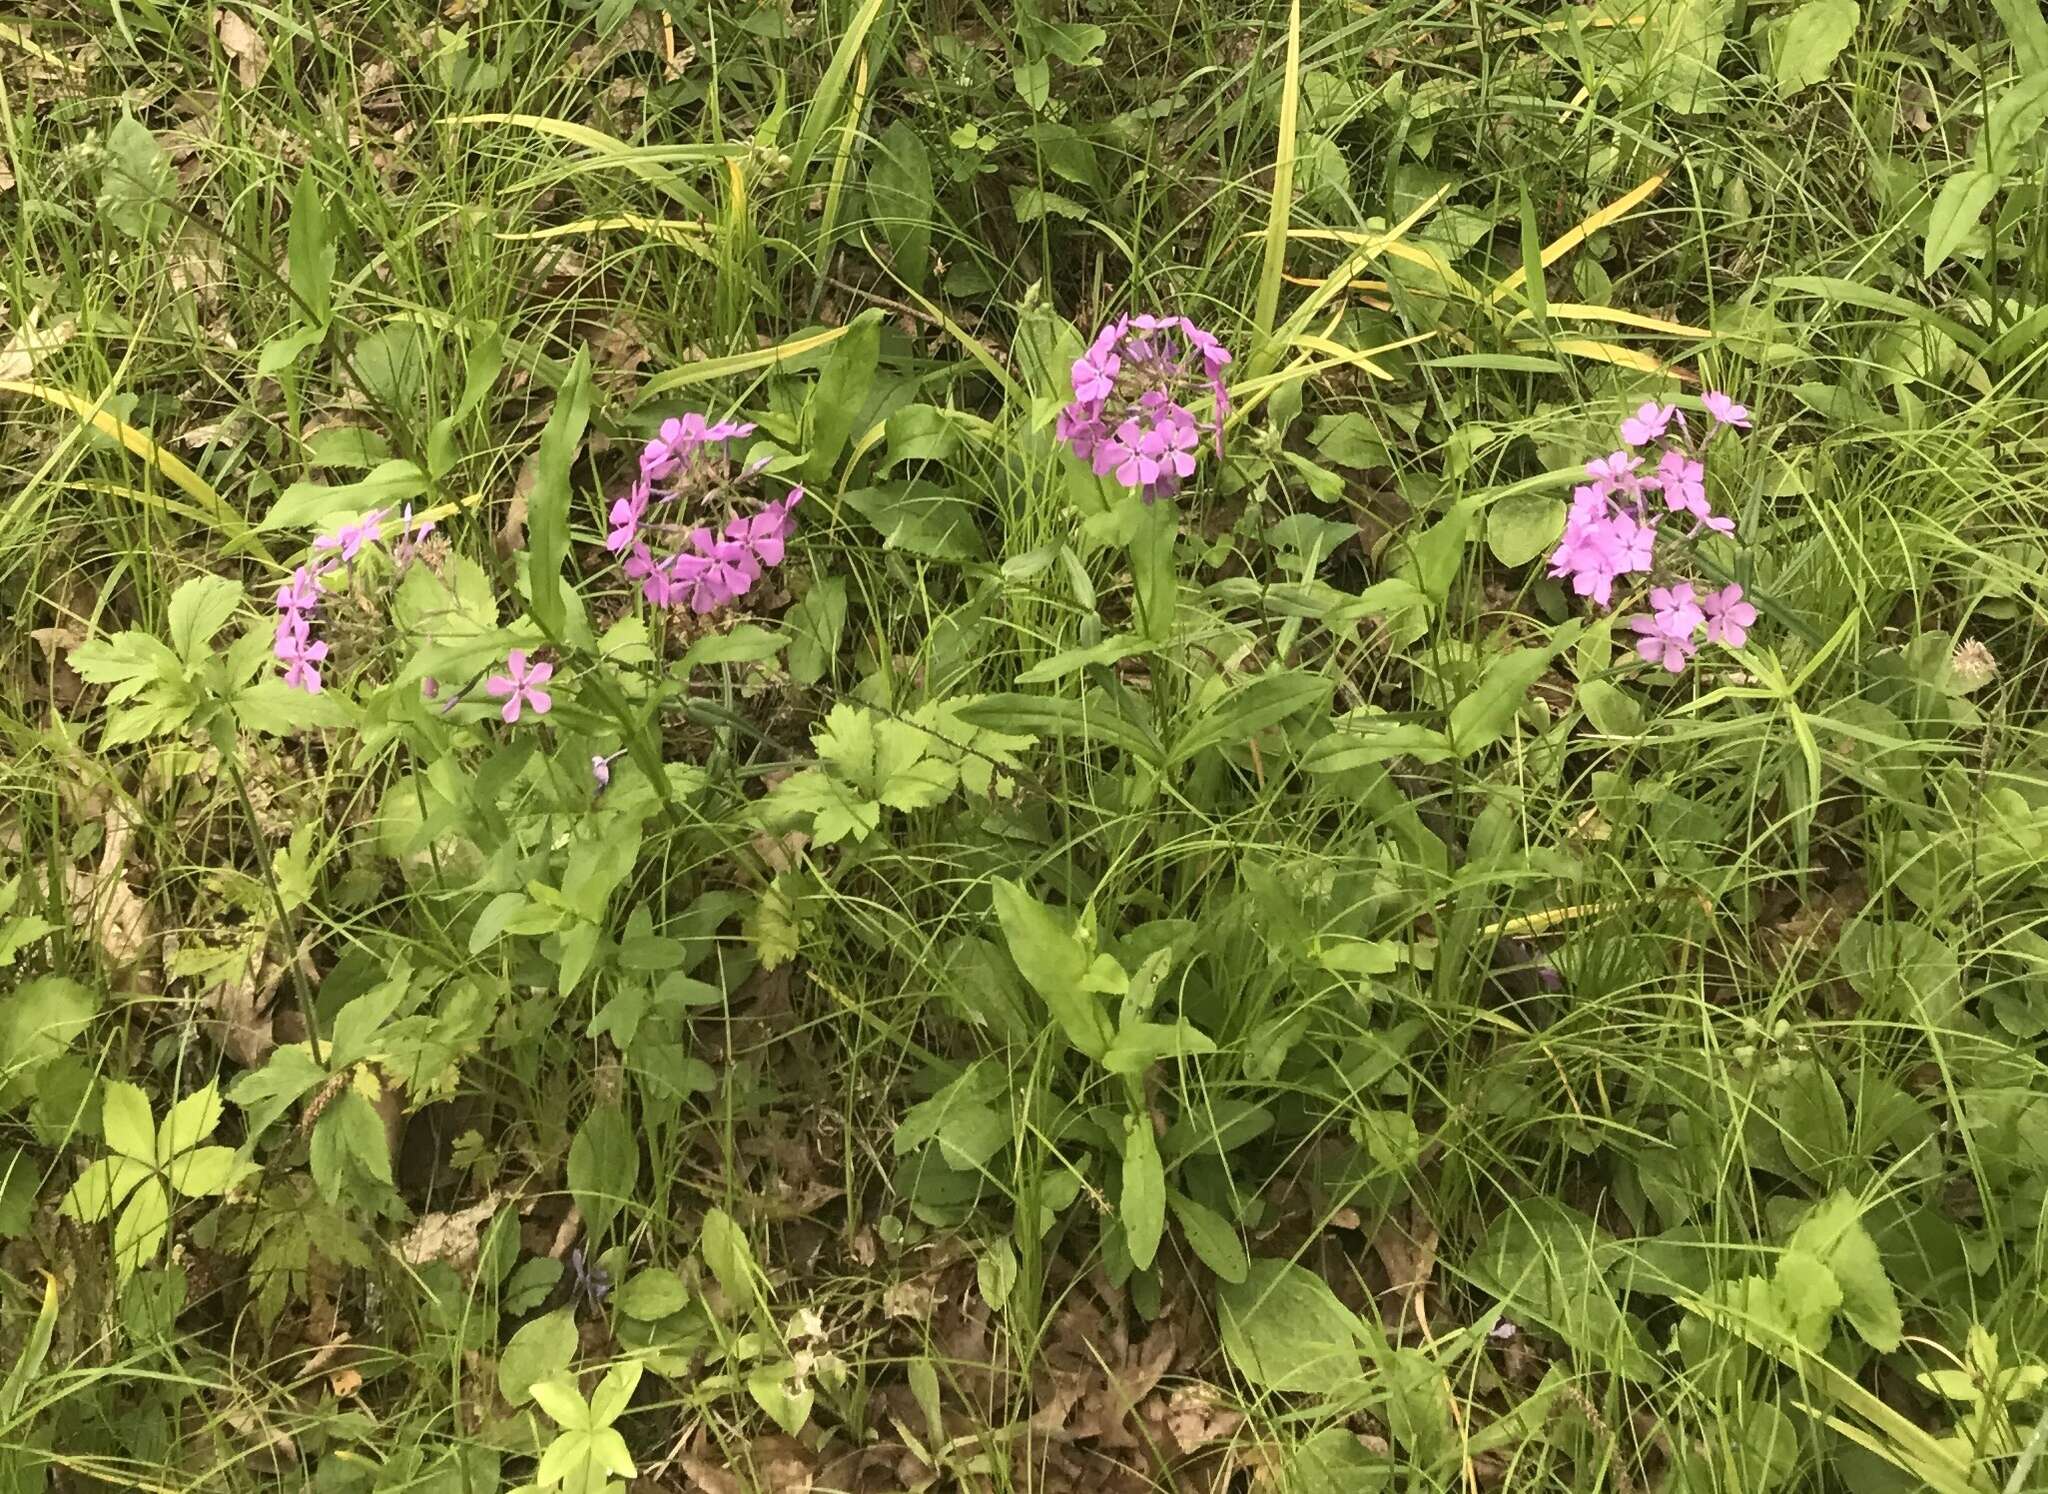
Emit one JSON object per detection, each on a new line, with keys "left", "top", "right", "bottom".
{"left": 1951, "top": 637, "right": 1996, "bottom": 690}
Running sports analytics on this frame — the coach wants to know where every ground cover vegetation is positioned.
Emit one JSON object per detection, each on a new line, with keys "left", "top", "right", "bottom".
{"left": 3, "top": 0, "right": 2048, "bottom": 1488}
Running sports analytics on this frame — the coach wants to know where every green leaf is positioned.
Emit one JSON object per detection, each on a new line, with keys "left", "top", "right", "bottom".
{"left": 1286, "top": 1428, "right": 1393, "bottom": 1494}
{"left": 1168, "top": 1191, "right": 1248, "bottom": 1283}
{"left": 1578, "top": 679, "right": 1644, "bottom": 736}
{"left": 0, "top": 977, "right": 98, "bottom": 1111}
{"left": 842, "top": 481, "right": 985, "bottom": 561}
{"left": 530, "top": 1376, "right": 591, "bottom": 1432}
{"left": 1769, "top": 0, "right": 1858, "bottom": 95}
{"left": 101, "top": 1081, "right": 158, "bottom": 1163}
{"left": 1787, "top": 1192, "right": 1902, "bottom": 1351}
{"left": 1011, "top": 185, "right": 1090, "bottom": 223}
{"left": 165, "top": 577, "right": 244, "bottom": 666}
{"left": 567, "top": 1104, "right": 638, "bottom": 1245}
{"left": 155, "top": 1082, "right": 224, "bottom": 1162}
{"left": 868, "top": 120, "right": 932, "bottom": 291}
{"left": 1310, "top": 413, "right": 1387, "bottom": 469}
{"left": 309, "top": 1089, "right": 393, "bottom": 1203}
{"left": 678, "top": 623, "right": 788, "bottom": 670}
{"left": 498, "top": 1308, "right": 577, "bottom": 1403}
{"left": 1486, "top": 493, "right": 1565, "bottom": 567}
{"left": 226, "top": 1047, "right": 328, "bottom": 1142}
{"left": 233, "top": 676, "right": 356, "bottom": 735}
{"left": 991, "top": 879, "right": 1112, "bottom": 1060}
{"left": 1120, "top": 1114, "right": 1165, "bottom": 1271}
{"left": 260, "top": 459, "right": 426, "bottom": 532}
{"left": 786, "top": 576, "right": 847, "bottom": 686}
{"left": 804, "top": 309, "right": 880, "bottom": 483}
{"left": 61, "top": 1154, "right": 151, "bottom": 1224}
{"left": 977, "top": 1238, "right": 1019, "bottom": 1309}
{"left": 1301, "top": 716, "right": 1453, "bottom": 772}
{"left": 1395, "top": 499, "right": 1475, "bottom": 606}
{"left": 1101, "top": 1020, "right": 1217, "bottom": 1075}
{"left": 1217, "top": 1258, "right": 1369, "bottom": 1394}
{"left": 163, "top": 1146, "right": 248, "bottom": 1199}
{"left": 699, "top": 1207, "right": 761, "bottom": 1321}
{"left": 1449, "top": 647, "right": 1553, "bottom": 756}
{"left": 588, "top": 1360, "right": 642, "bottom": 1426}
{"left": 97, "top": 115, "right": 173, "bottom": 241}
{"left": 113, "top": 1178, "right": 171, "bottom": 1277}
{"left": 528, "top": 349, "right": 593, "bottom": 636}
{"left": 1922, "top": 170, "right": 2000, "bottom": 276}
{"left": 1979, "top": 68, "right": 2048, "bottom": 172}
{"left": 1170, "top": 670, "right": 1333, "bottom": 764}
{"left": 287, "top": 166, "right": 334, "bottom": 324}
{"left": 1837, "top": 921, "right": 1961, "bottom": 1024}
{"left": 613, "top": 1267, "right": 689, "bottom": 1321}
{"left": 1016, "top": 633, "right": 1150, "bottom": 686}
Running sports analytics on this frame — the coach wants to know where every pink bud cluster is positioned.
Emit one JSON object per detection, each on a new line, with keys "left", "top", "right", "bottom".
{"left": 1548, "top": 393, "right": 1757, "bottom": 675}
{"left": 610, "top": 414, "right": 802, "bottom": 613}
{"left": 274, "top": 504, "right": 434, "bottom": 693}
{"left": 1056, "top": 314, "right": 1232, "bottom": 502}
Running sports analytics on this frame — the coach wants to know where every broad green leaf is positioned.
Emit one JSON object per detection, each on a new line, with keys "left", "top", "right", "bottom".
{"left": 309, "top": 1089, "right": 393, "bottom": 1202}
{"left": 97, "top": 115, "right": 173, "bottom": 241}
{"left": 1218, "top": 1258, "right": 1370, "bottom": 1394}
{"left": 699, "top": 1207, "right": 762, "bottom": 1321}
{"left": 1449, "top": 647, "right": 1553, "bottom": 756}
{"left": 1837, "top": 921, "right": 1961, "bottom": 1024}
{"left": 842, "top": 481, "right": 985, "bottom": 561}
{"left": 977, "top": 1238, "right": 1019, "bottom": 1309}
{"left": 226, "top": 1046, "right": 328, "bottom": 1141}
{"left": 0, "top": 977, "right": 98, "bottom": 1110}
{"left": 113, "top": 1178, "right": 172, "bottom": 1277}
{"left": 61, "top": 1154, "right": 151, "bottom": 1224}
{"left": 1169, "top": 1191, "right": 1248, "bottom": 1283}
{"left": 1301, "top": 717, "right": 1453, "bottom": 772}
{"left": 1170, "top": 670, "right": 1333, "bottom": 764}
{"left": 613, "top": 1267, "right": 689, "bottom": 1321}
{"left": 567, "top": 1104, "right": 638, "bottom": 1245}
{"left": 527, "top": 348, "right": 593, "bottom": 636}
{"left": 1396, "top": 499, "right": 1475, "bottom": 606}
{"left": 287, "top": 166, "right": 334, "bottom": 324}
{"left": 101, "top": 1082, "right": 158, "bottom": 1163}
{"left": 233, "top": 676, "right": 356, "bottom": 735}
{"left": 1769, "top": 0, "right": 1857, "bottom": 95}
{"left": 868, "top": 120, "right": 932, "bottom": 291}
{"left": 1979, "top": 67, "right": 2048, "bottom": 170}
{"left": 1120, "top": 1114, "right": 1165, "bottom": 1271}
{"left": 1486, "top": 493, "right": 1564, "bottom": 567}
{"left": 1101, "top": 1020, "right": 1217, "bottom": 1075}
{"left": 497, "top": 1308, "right": 578, "bottom": 1403}
{"left": 1578, "top": 679, "right": 1644, "bottom": 736}
{"left": 1922, "top": 170, "right": 2000, "bottom": 276}
{"left": 164, "top": 1145, "right": 248, "bottom": 1199}
{"left": 786, "top": 576, "right": 847, "bottom": 686}
{"left": 933, "top": 1101, "right": 1011, "bottom": 1172}
{"left": 990, "top": 879, "right": 1112, "bottom": 1060}
{"left": 165, "top": 577, "right": 244, "bottom": 666}
{"left": 587, "top": 1361, "right": 642, "bottom": 1426}
{"left": 528, "top": 1377, "right": 592, "bottom": 1432}
{"left": 1310, "top": 412, "right": 1387, "bottom": 468}
{"left": 1286, "top": 1428, "right": 1393, "bottom": 1494}
{"left": 260, "top": 460, "right": 426, "bottom": 532}
{"left": 1788, "top": 1192, "right": 1902, "bottom": 1351}
{"left": 155, "top": 1083, "right": 224, "bottom": 1162}
{"left": 804, "top": 308, "right": 880, "bottom": 482}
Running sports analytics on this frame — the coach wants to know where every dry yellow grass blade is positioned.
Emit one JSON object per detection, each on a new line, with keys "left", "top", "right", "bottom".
{"left": 1540, "top": 336, "right": 1671, "bottom": 374}
{"left": 1509, "top": 302, "right": 1714, "bottom": 338}
{"left": 494, "top": 215, "right": 714, "bottom": 254}
{"left": 1253, "top": 0, "right": 1303, "bottom": 340}
{"left": 638, "top": 323, "right": 858, "bottom": 399}
{"left": 1488, "top": 170, "right": 1669, "bottom": 306}
{"left": 0, "top": 380, "right": 267, "bottom": 556}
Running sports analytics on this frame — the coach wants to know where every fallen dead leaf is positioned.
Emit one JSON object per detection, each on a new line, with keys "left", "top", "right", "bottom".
{"left": 496, "top": 455, "right": 536, "bottom": 557}
{"left": 1162, "top": 1383, "right": 1245, "bottom": 1454}
{"left": 201, "top": 942, "right": 284, "bottom": 1067}
{"left": 0, "top": 311, "right": 76, "bottom": 381}
{"left": 881, "top": 1278, "right": 937, "bottom": 1320}
{"left": 64, "top": 808, "right": 159, "bottom": 994}
{"left": 398, "top": 1191, "right": 504, "bottom": 1271}
{"left": 1371, "top": 1208, "right": 1439, "bottom": 1341}
{"left": 214, "top": 9, "right": 270, "bottom": 87}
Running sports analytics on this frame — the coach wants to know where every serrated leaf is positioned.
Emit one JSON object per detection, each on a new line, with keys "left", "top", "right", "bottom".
{"left": 100, "top": 1082, "right": 157, "bottom": 1163}
{"left": 165, "top": 576, "right": 244, "bottom": 666}
{"left": 155, "top": 1082, "right": 224, "bottom": 1162}
{"left": 61, "top": 1154, "right": 151, "bottom": 1224}
{"left": 163, "top": 1145, "right": 248, "bottom": 1198}
{"left": 113, "top": 1178, "right": 172, "bottom": 1277}
{"left": 1787, "top": 1192, "right": 1902, "bottom": 1351}
{"left": 0, "top": 977, "right": 99, "bottom": 1111}
{"left": 233, "top": 676, "right": 356, "bottom": 734}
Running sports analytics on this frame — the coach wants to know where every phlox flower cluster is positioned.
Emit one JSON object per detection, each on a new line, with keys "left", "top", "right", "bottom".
{"left": 1056, "top": 314, "right": 1231, "bottom": 502}
{"left": 610, "top": 413, "right": 802, "bottom": 614}
{"left": 274, "top": 504, "right": 434, "bottom": 693}
{"left": 1547, "top": 392, "right": 1757, "bottom": 675}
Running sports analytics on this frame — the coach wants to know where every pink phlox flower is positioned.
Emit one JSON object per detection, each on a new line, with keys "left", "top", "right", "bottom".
{"left": 1656, "top": 451, "right": 1708, "bottom": 514}
{"left": 1701, "top": 583, "right": 1757, "bottom": 647}
{"left": 1585, "top": 450, "right": 1641, "bottom": 491}
{"left": 1055, "top": 403, "right": 1106, "bottom": 462}
{"left": 608, "top": 480, "right": 651, "bottom": 554}
{"left": 1649, "top": 583, "right": 1706, "bottom": 638}
{"left": 313, "top": 509, "right": 387, "bottom": 562}
{"left": 1620, "top": 401, "right": 1676, "bottom": 447}
{"left": 1702, "top": 390, "right": 1751, "bottom": 429}
{"left": 1071, "top": 345, "right": 1120, "bottom": 404}
{"left": 274, "top": 565, "right": 323, "bottom": 613}
{"left": 1549, "top": 489, "right": 1654, "bottom": 609}
{"left": 485, "top": 648, "right": 554, "bottom": 723}
{"left": 723, "top": 489, "right": 803, "bottom": 569}
{"left": 281, "top": 655, "right": 325, "bottom": 693}
{"left": 592, "top": 751, "right": 626, "bottom": 791}
{"left": 1629, "top": 613, "right": 1698, "bottom": 674}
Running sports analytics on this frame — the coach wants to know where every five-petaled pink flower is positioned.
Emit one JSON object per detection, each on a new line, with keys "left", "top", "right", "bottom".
{"left": 313, "top": 509, "right": 387, "bottom": 562}
{"left": 1620, "top": 402, "right": 1676, "bottom": 447}
{"left": 1702, "top": 390, "right": 1750, "bottom": 429}
{"left": 486, "top": 648, "right": 554, "bottom": 723}
{"left": 1701, "top": 584, "right": 1757, "bottom": 647}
